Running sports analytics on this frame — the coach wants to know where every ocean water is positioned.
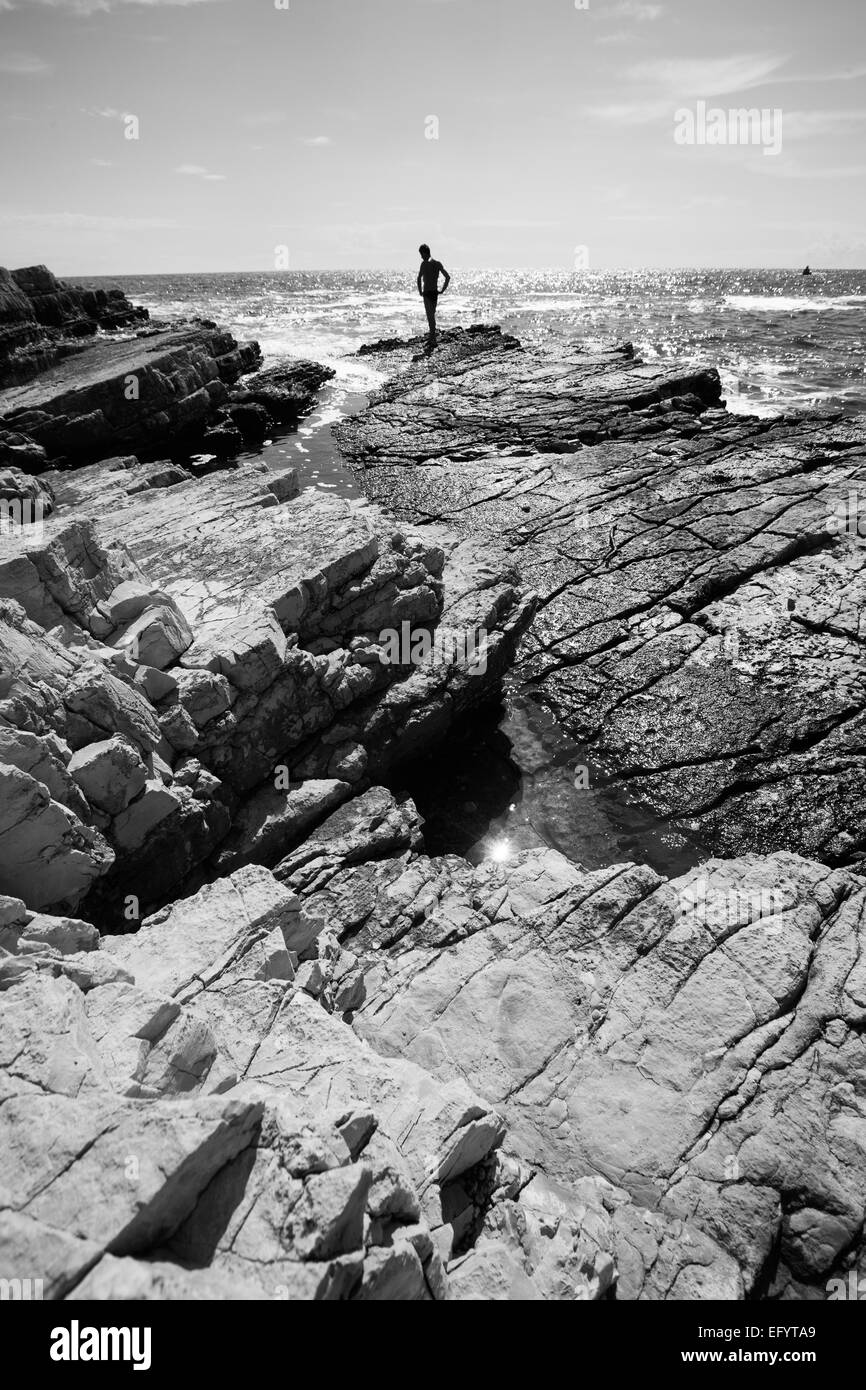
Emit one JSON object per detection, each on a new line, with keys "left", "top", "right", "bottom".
{"left": 81, "top": 267, "right": 866, "bottom": 421}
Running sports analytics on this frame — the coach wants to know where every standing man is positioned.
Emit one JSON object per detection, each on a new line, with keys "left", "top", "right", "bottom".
{"left": 417, "top": 244, "right": 450, "bottom": 347}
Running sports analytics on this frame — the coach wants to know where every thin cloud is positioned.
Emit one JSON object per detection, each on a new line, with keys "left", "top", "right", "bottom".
{"left": 175, "top": 163, "right": 227, "bottom": 180}
{"left": 585, "top": 101, "right": 671, "bottom": 124}
{"left": 750, "top": 159, "right": 866, "bottom": 180}
{"left": 1, "top": 0, "right": 225, "bottom": 12}
{"left": 622, "top": 53, "right": 866, "bottom": 98}
{"left": 0, "top": 51, "right": 52, "bottom": 75}
{"left": 628, "top": 54, "right": 788, "bottom": 97}
{"left": 466, "top": 218, "right": 561, "bottom": 229}
{"left": 298, "top": 136, "right": 333, "bottom": 147}
{"left": 608, "top": 212, "right": 673, "bottom": 222}
{"left": 592, "top": 1, "right": 664, "bottom": 46}
{"left": 585, "top": 55, "right": 792, "bottom": 120}
{"left": 595, "top": 33, "right": 640, "bottom": 47}
{"left": 768, "top": 62, "right": 866, "bottom": 85}
{"left": 778, "top": 109, "right": 866, "bottom": 139}
{"left": 0, "top": 211, "right": 181, "bottom": 230}
{"left": 607, "top": 1, "right": 665, "bottom": 19}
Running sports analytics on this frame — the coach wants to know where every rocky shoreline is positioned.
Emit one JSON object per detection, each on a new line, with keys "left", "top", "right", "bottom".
{"left": 0, "top": 265, "right": 334, "bottom": 469}
{"left": 1, "top": 270, "right": 864, "bottom": 1302}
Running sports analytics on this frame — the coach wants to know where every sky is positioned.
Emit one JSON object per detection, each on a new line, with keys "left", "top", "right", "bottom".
{"left": 0, "top": 0, "right": 864, "bottom": 273}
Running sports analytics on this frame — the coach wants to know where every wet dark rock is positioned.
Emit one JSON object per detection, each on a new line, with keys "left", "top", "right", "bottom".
{"left": 0, "top": 467, "right": 54, "bottom": 518}
{"left": 335, "top": 327, "right": 866, "bottom": 870}
{"left": 0, "top": 265, "right": 148, "bottom": 388}
{"left": 0, "top": 323, "right": 263, "bottom": 469}
{"left": 201, "top": 421, "right": 244, "bottom": 457}
{"left": 224, "top": 401, "right": 271, "bottom": 445}
{"left": 0, "top": 265, "right": 271, "bottom": 468}
{"left": 229, "top": 359, "right": 336, "bottom": 423}
{"left": 0, "top": 426, "right": 49, "bottom": 473}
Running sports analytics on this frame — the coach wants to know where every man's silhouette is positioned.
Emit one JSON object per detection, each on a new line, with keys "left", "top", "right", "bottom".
{"left": 417, "top": 244, "right": 450, "bottom": 347}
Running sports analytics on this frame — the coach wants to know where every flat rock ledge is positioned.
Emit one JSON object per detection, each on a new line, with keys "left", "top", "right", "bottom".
{"left": 0, "top": 264, "right": 335, "bottom": 469}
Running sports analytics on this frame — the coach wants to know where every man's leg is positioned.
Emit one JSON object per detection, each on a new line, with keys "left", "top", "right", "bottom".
{"left": 424, "top": 292, "right": 437, "bottom": 342}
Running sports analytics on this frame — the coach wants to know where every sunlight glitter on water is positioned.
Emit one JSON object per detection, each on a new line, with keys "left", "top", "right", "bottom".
{"left": 83, "top": 267, "right": 866, "bottom": 419}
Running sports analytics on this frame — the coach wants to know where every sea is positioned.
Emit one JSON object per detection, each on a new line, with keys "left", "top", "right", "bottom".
{"left": 69, "top": 267, "right": 866, "bottom": 874}
{"left": 86, "top": 265, "right": 866, "bottom": 414}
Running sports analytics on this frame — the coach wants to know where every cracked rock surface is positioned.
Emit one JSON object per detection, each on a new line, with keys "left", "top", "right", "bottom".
{"left": 1, "top": 424, "right": 533, "bottom": 923}
{"left": 0, "top": 820, "right": 747, "bottom": 1301}
{"left": 336, "top": 327, "right": 866, "bottom": 870}
{"left": 276, "top": 786, "right": 866, "bottom": 1300}
{"left": 2, "top": 312, "right": 865, "bottom": 1302}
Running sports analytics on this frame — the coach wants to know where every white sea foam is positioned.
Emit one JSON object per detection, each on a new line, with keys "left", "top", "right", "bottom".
{"left": 724, "top": 294, "right": 866, "bottom": 313}
{"left": 104, "top": 269, "right": 866, "bottom": 424}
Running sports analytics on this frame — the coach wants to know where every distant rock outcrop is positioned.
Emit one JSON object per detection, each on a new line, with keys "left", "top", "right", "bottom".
{"left": 0, "top": 265, "right": 336, "bottom": 467}
{"left": 0, "top": 264, "right": 148, "bottom": 387}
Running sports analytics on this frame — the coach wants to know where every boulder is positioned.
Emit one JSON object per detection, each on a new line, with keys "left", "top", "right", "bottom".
{"left": 214, "top": 777, "right": 351, "bottom": 873}
{"left": 101, "top": 580, "right": 161, "bottom": 627}
{"left": 114, "top": 601, "right": 193, "bottom": 670}
{"left": 231, "top": 359, "right": 336, "bottom": 423}
{"left": 111, "top": 780, "right": 182, "bottom": 853}
{"left": 68, "top": 736, "right": 148, "bottom": 815}
{"left": 64, "top": 663, "right": 162, "bottom": 753}
{"left": 173, "top": 667, "right": 235, "bottom": 728}
{"left": 0, "top": 763, "right": 113, "bottom": 911}
{"left": 0, "top": 466, "right": 54, "bottom": 519}
{"left": 0, "top": 724, "right": 88, "bottom": 818}
{"left": 18, "top": 912, "right": 99, "bottom": 956}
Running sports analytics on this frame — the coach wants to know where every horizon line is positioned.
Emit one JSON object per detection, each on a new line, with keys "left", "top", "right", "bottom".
{"left": 49, "top": 264, "right": 865, "bottom": 279}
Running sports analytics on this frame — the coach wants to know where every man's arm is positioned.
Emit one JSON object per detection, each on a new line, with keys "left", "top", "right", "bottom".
{"left": 417, "top": 268, "right": 423, "bottom": 295}
{"left": 439, "top": 264, "right": 451, "bottom": 293}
